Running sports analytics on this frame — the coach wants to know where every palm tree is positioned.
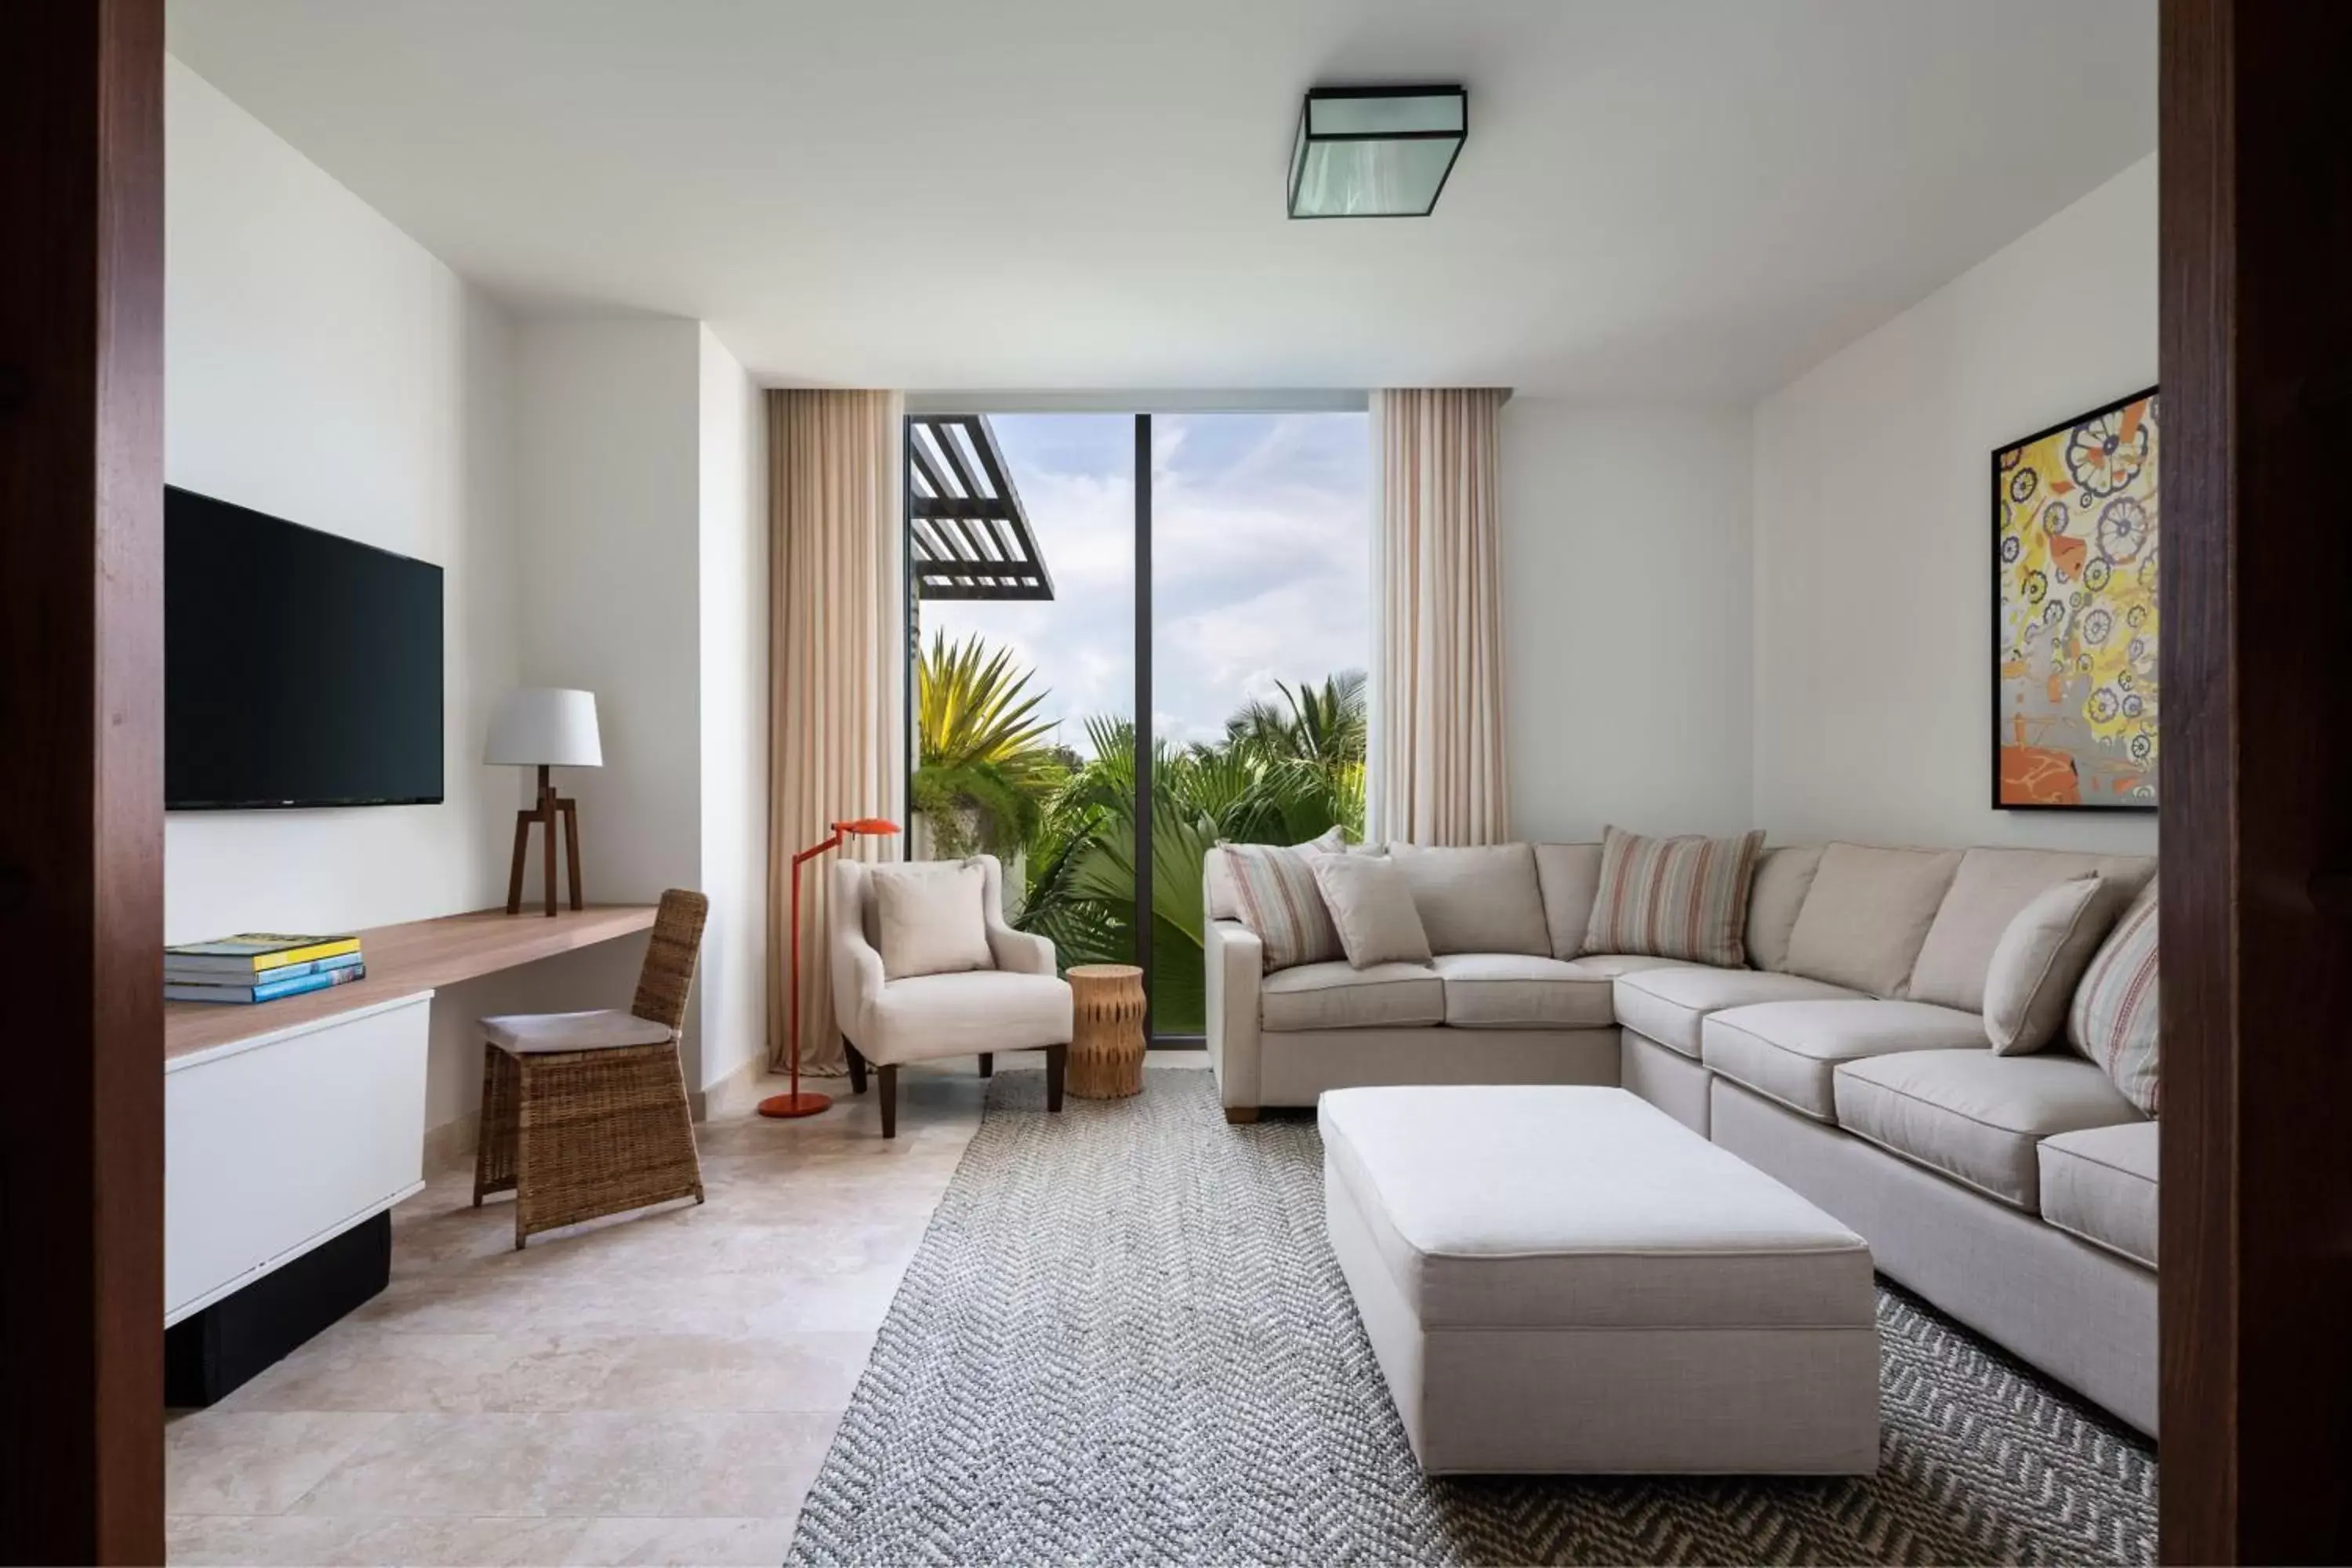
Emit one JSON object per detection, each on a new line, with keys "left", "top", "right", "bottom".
{"left": 1016, "top": 684, "right": 1368, "bottom": 1033}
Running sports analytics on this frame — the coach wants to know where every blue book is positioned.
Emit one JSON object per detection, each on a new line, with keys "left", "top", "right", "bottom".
{"left": 166, "top": 964, "right": 368, "bottom": 1005}
{"left": 164, "top": 949, "right": 362, "bottom": 988}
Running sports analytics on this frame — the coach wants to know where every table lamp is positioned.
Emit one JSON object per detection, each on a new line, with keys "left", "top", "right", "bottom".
{"left": 486, "top": 688, "right": 602, "bottom": 917}
{"left": 760, "top": 817, "right": 900, "bottom": 1119}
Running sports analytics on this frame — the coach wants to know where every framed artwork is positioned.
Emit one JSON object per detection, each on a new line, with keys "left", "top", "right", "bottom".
{"left": 1992, "top": 387, "right": 2159, "bottom": 811}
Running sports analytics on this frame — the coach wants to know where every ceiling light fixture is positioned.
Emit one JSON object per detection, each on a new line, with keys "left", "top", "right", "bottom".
{"left": 1287, "top": 85, "right": 1468, "bottom": 220}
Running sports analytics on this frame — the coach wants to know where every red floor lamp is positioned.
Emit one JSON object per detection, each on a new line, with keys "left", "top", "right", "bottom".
{"left": 759, "top": 816, "right": 900, "bottom": 1120}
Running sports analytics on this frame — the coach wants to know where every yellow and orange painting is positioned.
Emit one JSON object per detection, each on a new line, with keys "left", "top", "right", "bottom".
{"left": 1994, "top": 390, "right": 2158, "bottom": 810}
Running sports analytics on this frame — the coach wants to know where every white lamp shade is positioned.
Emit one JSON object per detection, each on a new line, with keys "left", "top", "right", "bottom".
{"left": 485, "top": 688, "right": 602, "bottom": 768}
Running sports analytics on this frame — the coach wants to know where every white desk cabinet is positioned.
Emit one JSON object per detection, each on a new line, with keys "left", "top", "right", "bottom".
{"left": 164, "top": 992, "right": 432, "bottom": 1326}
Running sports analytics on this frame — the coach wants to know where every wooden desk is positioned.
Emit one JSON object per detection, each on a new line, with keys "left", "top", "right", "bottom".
{"left": 165, "top": 904, "right": 658, "bottom": 1062}
{"left": 162, "top": 902, "right": 659, "bottom": 1337}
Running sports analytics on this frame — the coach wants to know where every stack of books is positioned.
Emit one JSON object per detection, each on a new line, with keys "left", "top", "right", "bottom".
{"left": 164, "top": 932, "right": 367, "bottom": 1005}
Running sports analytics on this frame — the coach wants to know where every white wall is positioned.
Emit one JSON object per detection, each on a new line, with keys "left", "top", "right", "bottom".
{"left": 163, "top": 58, "right": 521, "bottom": 942}
{"left": 695, "top": 328, "right": 771, "bottom": 1094}
{"left": 513, "top": 318, "right": 709, "bottom": 1077}
{"left": 1751, "top": 156, "right": 2158, "bottom": 853}
{"left": 1502, "top": 401, "right": 1755, "bottom": 842}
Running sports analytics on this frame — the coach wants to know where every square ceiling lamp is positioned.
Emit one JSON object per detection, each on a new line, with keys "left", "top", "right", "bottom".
{"left": 1287, "top": 85, "right": 1468, "bottom": 219}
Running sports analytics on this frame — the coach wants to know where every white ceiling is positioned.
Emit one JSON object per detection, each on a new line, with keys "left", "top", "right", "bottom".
{"left": 165, "top": 0, "right": 2155, "bottom": 399}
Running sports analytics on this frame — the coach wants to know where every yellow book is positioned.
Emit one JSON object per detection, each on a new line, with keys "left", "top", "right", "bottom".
{"left": 163, "top": 932, "right": 362, "bottom": 975}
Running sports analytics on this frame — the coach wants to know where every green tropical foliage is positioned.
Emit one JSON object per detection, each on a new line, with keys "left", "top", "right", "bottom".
{"left": 1013, "top": 674, "right": 1368, "bottom": 1035}
{"left": 912, "top": 629, "right": 1368, "bottom": 1033}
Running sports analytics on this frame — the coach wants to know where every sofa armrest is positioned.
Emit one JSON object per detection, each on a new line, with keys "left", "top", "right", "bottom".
{"left": 1204, "top": 917, "right": 1265, "bottom": 1114}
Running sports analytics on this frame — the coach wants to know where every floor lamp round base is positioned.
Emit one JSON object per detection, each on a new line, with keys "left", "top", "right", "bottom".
{"left": 757, "top": 1091, "right": 833, "bottom": 1120}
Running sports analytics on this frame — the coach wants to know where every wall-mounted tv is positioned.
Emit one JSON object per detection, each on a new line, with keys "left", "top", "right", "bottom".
{"left": 165, "top": 486, "right": 445, "bottom": 809}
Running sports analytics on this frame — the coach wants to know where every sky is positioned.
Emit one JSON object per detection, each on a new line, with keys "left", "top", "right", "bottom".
{"left": 920, "top": 411, "right": 1370, "bottom": 754}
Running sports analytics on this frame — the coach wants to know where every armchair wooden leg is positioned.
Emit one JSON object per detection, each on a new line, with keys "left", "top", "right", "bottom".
{"left": 877, "top": 1064, "right": 898, "bottom": 1138}
{"left": 844, "top": 1039, "right": 868, "bottom": 1095}
{"left": 1224, "top": 1106, "right": 1261, "bottom": 1124}
{"left": 978, "top": 1052, "right": 993, "bottom": 1079}
{"left": 1045, "top": 1044, "right": 1066, "bottom": 1112}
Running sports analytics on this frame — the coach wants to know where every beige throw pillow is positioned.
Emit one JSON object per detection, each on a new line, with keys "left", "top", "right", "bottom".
{"left": 1983, "top": 873, "right": 2113, "bottom": 1054}
{"left": 1388, "top": 841, "right": 1551, "bottom": 956}
{"left": 1310, "top": 853, "right": 1433, "bottom": 969}
{"left": 869, "top": 860, "right": 994, "bottom": 980}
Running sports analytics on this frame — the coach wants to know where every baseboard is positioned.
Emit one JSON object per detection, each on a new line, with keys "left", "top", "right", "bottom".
{"left": 698, "top": 1052, "right": 774, "bottom": 1121}
{"left": 420, "top": 1110, "right": 477, "bottom": 1175}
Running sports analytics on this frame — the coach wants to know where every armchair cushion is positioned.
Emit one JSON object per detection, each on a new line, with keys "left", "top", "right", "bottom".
{"left": 869, "top": 859, "right": 994, "bottom": 980}
{"left": 862, "top": 970, "right": 1073, "bottom": 1066}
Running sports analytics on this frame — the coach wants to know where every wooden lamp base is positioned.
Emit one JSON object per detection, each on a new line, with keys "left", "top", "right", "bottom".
{"left": 506, "top": 764, "right": 583, "bottom": 917}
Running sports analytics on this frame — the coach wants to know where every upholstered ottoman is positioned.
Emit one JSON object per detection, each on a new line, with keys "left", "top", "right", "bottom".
{"left": 1319, "top": 1085, "right": 1879, "bottom": 1475}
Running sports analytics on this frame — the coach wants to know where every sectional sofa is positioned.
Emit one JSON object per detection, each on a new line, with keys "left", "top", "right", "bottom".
{"left": 1202, "top": 838, "right": 2159, "bottom": 1435}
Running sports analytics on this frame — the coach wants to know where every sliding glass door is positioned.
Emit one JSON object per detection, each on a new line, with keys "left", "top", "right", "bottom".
{"left": 905, "top": 408, "right": 1368, "bottom": 1042}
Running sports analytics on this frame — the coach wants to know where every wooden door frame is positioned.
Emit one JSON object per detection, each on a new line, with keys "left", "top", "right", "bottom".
{"left": 0, "top": 0, "right": 167, "bottom": 1561}
{"left": 2160, "top": 0, "right": 2352, "bottom": 1560}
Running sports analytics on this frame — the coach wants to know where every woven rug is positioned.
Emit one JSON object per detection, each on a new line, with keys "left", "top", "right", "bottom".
{"left": 786, "top": 1069, "right": 2155, "bottom": 1566}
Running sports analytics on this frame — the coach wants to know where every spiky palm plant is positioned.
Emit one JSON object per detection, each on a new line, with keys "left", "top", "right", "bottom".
{"left": 913, "top": 631, "right": 1061, "bottom": 858}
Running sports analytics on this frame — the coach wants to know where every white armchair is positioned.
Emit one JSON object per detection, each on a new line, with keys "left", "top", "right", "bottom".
{"left": 829, "top": 854, "right": 1073, "bottom": 1136}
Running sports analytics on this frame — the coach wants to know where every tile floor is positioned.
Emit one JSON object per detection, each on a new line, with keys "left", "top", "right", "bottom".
{"left": 168, "top": 1053, "right": 1201, "bottom": 1566}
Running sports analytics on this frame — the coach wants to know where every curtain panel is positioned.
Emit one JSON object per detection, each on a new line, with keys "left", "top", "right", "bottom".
{"left": 768, "top": 389, "right": 906, "bottom": 1074}
{"left": 1370, "top": 387, "right": 1511, "bottom": 847}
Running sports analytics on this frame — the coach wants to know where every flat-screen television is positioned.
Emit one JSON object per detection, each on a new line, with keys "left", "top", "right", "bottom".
{"left": 165, "top": 486, "right": 444, "bottom": 809}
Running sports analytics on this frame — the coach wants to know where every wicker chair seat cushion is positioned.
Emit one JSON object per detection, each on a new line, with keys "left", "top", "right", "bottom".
{"left": 482, "top": 1007, "right": 676, "bottom": 1054}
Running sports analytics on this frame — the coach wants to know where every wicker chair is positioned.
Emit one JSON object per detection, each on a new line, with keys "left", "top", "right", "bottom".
{"left": 472, "top": 888, "right": 710, "bottom": 1248}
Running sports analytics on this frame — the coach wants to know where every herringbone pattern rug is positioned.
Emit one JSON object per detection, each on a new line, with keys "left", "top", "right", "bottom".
{"left": 786, "top": 1070, "right": 2155, "bottom": 1566}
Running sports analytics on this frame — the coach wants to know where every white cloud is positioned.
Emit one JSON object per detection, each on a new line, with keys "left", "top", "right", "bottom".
{"left": 920, "top": 411, "right": 1368, "bottom": 758}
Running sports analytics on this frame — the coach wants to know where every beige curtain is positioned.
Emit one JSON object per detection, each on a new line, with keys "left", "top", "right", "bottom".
{"left": 1370, "top": 387, "right": 1510, "bottom": 847}
{"left": 768, "top": 390, "right": 906, "bottom": 1075}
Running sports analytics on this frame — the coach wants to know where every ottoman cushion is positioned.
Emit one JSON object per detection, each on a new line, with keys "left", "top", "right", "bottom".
{"left": 1320, "top": 1086, "right": 1874, "bottom": 1329}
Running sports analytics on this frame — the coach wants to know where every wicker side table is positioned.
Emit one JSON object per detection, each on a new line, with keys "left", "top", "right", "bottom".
{"left": 1065, "top": 964, "right": 1146, "bottom": 1099}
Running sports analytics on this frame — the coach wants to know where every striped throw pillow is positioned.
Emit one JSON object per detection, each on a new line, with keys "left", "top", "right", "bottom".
{"left": 2067, "top": 888, "right": 2159, "bottom": 1115}
{"left": 1582, "top": 826, "right": 1766, "bottom": 967}
{"left": 1222, "top": 843, "right": 1343, "bottom": 973}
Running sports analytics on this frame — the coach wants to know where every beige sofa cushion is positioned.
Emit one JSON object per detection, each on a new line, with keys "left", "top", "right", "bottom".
{"left": 1203, "top": 827, "right": 1344, "bottom": 922}
{"left": 1744, "top": 845, "right": 1824, "bottom": 972}
{"left": 1431, "top": 953, "right": 1616, "bottom": 1029}
{"left": 1832, "top": 1049, "right": 2145, "bottom": 1210}
{"left": 1260, "top": 960, "right": 1443, "bottom": 1031}
{"left": 1531, "top": 842, "right": 1603, "bottom": 960}
{"left": 1782, "top": 843, "right": 1964, "bottom": 996}
{"left": 1613, "top": 967, "right": 1864, "bottom": 1058}
{"left": 2038, "top": 1122, "right": 2158, "bottom": 1268}
{"left": 1701, "top": 1000, "right": 1991, "bottom": 1121}
{"left": 1570, "top": 953, "right": 1707, "bottom": 980}
{"left": 1311, "top": 853, "right": 1432, "bottom": 969}
{"left": 1318, "top": 1084, "right": 1873, "bottom": 1330}
{"left": 869, "top": 860, "right": 995, "bottom": 979}
{"left": 1982, "top": 874, "right": 2114, "bottom": 1054}
{"left": 1391, "top": 842, "right": 1552, "bottom": 956}
{"left": 1909, "top": 848, "right": 2155, "bottom": 1014}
